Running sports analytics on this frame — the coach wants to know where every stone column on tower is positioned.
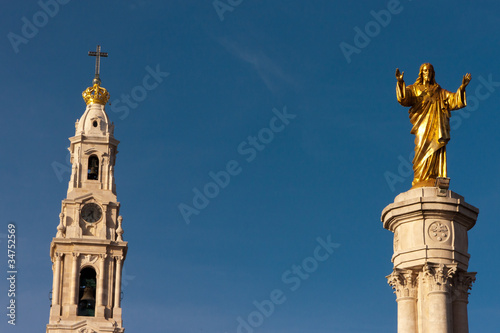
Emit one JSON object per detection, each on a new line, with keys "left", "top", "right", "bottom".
{"left": 382, "top": 183, "right": 478, "bottom": 333}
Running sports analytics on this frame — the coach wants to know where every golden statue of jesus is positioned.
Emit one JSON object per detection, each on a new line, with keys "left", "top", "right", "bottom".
{"left": 395, "top": 63, "right": 471, "bottom": 188}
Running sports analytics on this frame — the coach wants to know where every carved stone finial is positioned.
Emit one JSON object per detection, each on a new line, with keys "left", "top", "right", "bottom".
{"left": 56, "top": 213, "right": 66, "bottom": 238}
{"left": 116, "top": 216, "right": 124, "bottom": 241}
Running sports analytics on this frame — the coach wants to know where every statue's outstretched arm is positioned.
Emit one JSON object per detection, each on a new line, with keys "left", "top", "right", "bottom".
{"left": 448, "top": 73, "right": 471, "bottom": 111}
{"left": 460, "top": 73, "right": 471, "bottom": 91}
{"left": 396, "top": 68, "right": 410, "bottom": 105}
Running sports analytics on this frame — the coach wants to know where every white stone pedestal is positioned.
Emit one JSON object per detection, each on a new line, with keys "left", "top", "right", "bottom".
{"left": 382, "top": 187, "right": 478, "bottom": 333}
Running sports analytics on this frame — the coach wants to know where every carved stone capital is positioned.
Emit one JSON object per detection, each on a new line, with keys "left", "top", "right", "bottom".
{"left": 452, "top": 271, "right": 476, "bottom": 302}
{"left": 423, "top": 263, "right": 456, "bottom": 292}
{"left": 114, "top": 255, "right": 124, "bottom": 263}
{"left": 387, "top": 269, "right": 418, "bottom": 299}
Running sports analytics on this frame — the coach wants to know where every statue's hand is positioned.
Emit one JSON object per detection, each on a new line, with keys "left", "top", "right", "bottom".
{"left": 395, "top": 68, "right": 404, "bottom": 83}
{"left": 461, "top": 73, "right": 471, "bottom": 88}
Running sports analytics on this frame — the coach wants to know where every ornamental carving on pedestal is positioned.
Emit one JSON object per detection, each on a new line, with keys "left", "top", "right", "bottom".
{"left": 428, "top": 221, "right": 449, "bottom": 242}
{"left": 387, "top": 269, "right": 418, "bottom": 299}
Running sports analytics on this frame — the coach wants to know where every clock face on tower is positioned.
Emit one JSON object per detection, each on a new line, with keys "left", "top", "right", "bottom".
{"left": 81, "top": 203, "right": 103, "bottom": 223}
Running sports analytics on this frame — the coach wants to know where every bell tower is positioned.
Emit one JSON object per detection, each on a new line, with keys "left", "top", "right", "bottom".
{"left": 47, "top": 46, "right": 128, "bottom": 333}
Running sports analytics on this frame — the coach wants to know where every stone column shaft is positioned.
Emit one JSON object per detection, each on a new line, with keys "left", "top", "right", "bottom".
{"left": 114, "top": 257, "right": 122, "bottom": 308}
{"left": 70, "top": 253, "right": 79, "bottom": 304}
{"left": 453, "top": 300, "right": 469, "bottom": 333}
{"left": 397, "top": 297, "right": 417, "bottom": 333}
{"left": 109, "top": 257, "right": 115, "bottom": 308}
{"left": 97, "top": 255, "right": 106, "bottom": 307}
{"left": 66, "top": 253, "right": 80, "bottom": 316}
{"left": 427, "top": 291, "right": 451, "bottom": 333}
{"left": 52, "top": 254, "right": 62, "bottom": 306}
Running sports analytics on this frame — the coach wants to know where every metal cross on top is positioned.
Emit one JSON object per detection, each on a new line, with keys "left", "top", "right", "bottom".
{"left": 88, "top": 45, "right": 108, "bottom": 85}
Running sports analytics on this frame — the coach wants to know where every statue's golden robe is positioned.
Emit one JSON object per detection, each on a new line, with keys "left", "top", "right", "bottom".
{"left": 397, "top": 82, "right": 466, "bottom": 187}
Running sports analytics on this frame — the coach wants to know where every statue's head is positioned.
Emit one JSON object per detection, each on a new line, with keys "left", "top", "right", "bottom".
{"left": 415, "top": 63, "right": 436, "bottom": 85}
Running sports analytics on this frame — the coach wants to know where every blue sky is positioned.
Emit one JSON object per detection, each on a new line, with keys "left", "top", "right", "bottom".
{"left": 1, "top": 0, "right": 500, "bottom": 332}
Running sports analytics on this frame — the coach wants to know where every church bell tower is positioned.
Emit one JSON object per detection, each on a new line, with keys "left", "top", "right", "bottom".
{"left": 47, "top": 46, "right": 128, "bottom": 333}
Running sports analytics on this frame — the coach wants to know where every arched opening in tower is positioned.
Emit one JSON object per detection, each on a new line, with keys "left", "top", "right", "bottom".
{"left": 78, "top": 267, "right": 97, "bottom": 316}
{"left": 88, "top": 155, "right": 99, "bottom": 180}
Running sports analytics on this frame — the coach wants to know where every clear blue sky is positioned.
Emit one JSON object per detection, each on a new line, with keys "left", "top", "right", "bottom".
{"left": 1, "top": 1, "right": 500, "bottom": 332}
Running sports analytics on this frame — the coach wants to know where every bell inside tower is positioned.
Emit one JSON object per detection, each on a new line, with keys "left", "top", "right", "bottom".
{"left": 77, "top": 267, "right": 97, "bottom": 317}
{"left": 87, "top": 155, "right": 99, "bottom": 180}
